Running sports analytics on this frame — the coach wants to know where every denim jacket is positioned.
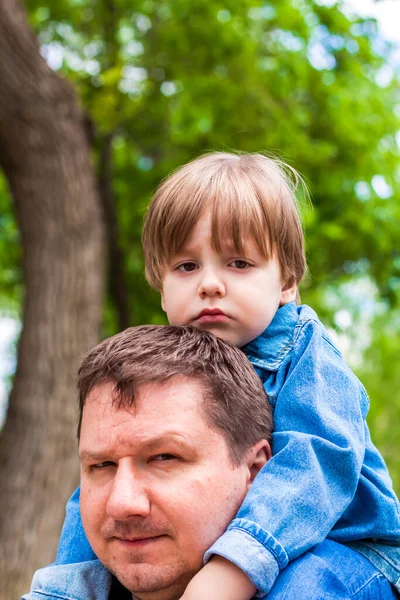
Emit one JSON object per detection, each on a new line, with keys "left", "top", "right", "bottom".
{"left": 52, "top": 303, "right": 400, "bottom": 596}
{"left": 22, "top": 560, "right": 131, "bottom": 600}
{"left": 23, "top": 541, "right": 397, "bottom": 600}
{"left": 205, "top": 303, "right": 400, "bottom": 595}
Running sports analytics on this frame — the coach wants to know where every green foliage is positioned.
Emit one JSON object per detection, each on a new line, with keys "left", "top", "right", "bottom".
{"left": 1, "top": 0, "right": 399, "bottom": 488}
{"left": 356, "top": 308, "right": 400, "bottom": 492}
{"left": 0, "top": 173, "right": 22, "bottom": 316}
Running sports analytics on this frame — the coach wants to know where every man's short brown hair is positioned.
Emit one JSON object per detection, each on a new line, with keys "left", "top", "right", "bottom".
{"left": 142, "top": 151, "right": 307, "bottom": 292}
{"left": 77, "top": 325, "right": 272, "bottom": 465}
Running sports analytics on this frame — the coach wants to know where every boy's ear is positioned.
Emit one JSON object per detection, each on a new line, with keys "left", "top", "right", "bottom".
{"left": 280, "top": 279, "right": 297, "bottom": 305}
{"left": 161, "top": 292, "right": 166, "bottom": 312}
{"left": 245, "top": 440, "right": 271, "bottom": 490}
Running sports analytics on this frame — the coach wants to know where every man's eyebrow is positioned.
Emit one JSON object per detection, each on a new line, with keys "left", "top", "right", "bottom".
{"left": 79, "top": 433, "right": 195, "bottom": 463}
{"left": 141, "top": 433, "right": 194, "bottom": 451}
{"left": 79, "top": 450, "right": 109, "bottom": 463}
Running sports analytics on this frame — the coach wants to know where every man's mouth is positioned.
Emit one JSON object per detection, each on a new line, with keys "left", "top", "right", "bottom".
{"left": 116, "top": 534, "right": 166, "bottom": 547}
{"left": 194, "top": 309, "right": 230, "bottom": 324}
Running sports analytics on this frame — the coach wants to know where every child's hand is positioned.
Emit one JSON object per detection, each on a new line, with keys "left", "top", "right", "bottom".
{"left": 180, "top": 555, "right": 256, "bottom": 600}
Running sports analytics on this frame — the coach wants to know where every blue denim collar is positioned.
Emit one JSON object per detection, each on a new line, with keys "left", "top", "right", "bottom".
{"left": 242, "top": 302, "right": 299, "bottom": 371}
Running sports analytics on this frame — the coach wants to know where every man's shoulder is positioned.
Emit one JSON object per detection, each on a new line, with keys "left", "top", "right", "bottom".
{"left": 22, "top": 560, "right": 113, "bottom": 600}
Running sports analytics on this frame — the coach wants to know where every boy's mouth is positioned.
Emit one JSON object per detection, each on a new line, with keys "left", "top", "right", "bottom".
{"left": 194, "top": 309, "right": 230, "bottom": 324}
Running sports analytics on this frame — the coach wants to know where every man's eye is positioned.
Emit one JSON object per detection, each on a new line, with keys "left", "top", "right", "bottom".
{"left": 151, "top": 454, "right": 178, "bottom": 462}
{"left": 176, "top": 262, "right": 198, "bottom": 272}
{"left": 91, "top": 461, "right": 115, "bottom": 470}
{"left": 230, "top": 259, "right": 250, "bottom": 269}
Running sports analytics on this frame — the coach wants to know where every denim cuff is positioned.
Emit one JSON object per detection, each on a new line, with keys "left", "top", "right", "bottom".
{"left": 204, "top": 519, "right": 288, "bottom": 596}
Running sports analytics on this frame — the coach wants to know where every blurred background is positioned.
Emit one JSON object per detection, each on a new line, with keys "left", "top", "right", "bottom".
{"left": 0, "top": 0, "right": 399, "bottom": 596}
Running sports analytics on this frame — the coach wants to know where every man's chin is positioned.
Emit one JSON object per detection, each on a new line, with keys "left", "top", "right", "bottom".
{"left": 107, "top": 560, "right": 196, "bottom": 600}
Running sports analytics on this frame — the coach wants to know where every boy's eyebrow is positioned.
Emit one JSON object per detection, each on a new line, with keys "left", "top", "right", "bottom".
{"left": 174, "top": 239, "right": 202, "bottom": 254}
{"left": 176, "top": 237, "right": 244, "bottom": 255}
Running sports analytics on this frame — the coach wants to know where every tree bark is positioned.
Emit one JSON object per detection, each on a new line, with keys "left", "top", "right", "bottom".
{"left": 0, "top": 0, "right": 106, "bottom": 597}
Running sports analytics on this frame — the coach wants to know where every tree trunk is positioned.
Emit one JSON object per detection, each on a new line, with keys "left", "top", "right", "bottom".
{"left": 0, "top": 0, "right": 106, "bottom": 597}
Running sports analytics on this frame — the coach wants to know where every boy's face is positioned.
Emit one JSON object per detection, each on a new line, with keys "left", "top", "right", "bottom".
{"left": 161, "top": 211, "right": 296, "bottom": 347}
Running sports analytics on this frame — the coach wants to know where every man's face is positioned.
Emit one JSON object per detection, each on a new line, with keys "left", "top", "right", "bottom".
{"left": 79, "top": 377, "right": 263, "bottom": 600}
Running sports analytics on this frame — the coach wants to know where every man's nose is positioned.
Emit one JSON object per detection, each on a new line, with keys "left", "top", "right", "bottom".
{"left": 106, "top": 464, "right": 150, "bottom": 521}
{"left": 198, "top": 268, "right": 226, "bottom": 298}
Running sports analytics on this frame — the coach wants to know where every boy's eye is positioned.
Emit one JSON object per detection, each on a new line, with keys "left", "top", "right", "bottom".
{"left": 229, "top": 259, "right": 250, "bottom": 269}
{"left": 176, "top": 262, "right": 198, "bottom": 272}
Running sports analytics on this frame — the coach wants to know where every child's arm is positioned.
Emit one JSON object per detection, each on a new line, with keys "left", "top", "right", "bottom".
{"left": 180, "top": 556, "right": 256, "bottom": 600}
{"left": 201, "top": 320, "right": 368, "bottom": 597}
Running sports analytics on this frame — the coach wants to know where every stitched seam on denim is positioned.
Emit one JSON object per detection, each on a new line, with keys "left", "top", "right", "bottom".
{"left": 292, "top": 316, "right": 319, "bottom": 346}
{"left": 353, "top": 572, "right": 382, "bottom": 596}
{"left": 321, "top": 333, "right": 342, "bottom": 357}
{"left": 262, "top": 316, "right": 315, "bottom": 384}
{"left": 353, "top": 543, "right": 400, "bottom": 570}
{"left": 228, "top": 526, "right": 288, "bottom": 570}
{"left": 272, "top": 340, "right": 294, "bottom": 368}
{"left": 249, "top": 339, "right": 294, "bottom": 372}
{"left": 247, "top": 309, "right": 309, "bottom": 371}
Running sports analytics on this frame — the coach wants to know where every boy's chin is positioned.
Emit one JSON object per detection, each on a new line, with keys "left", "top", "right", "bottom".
{"left": 194, "top": 323, "right": 247, "bottom": 348}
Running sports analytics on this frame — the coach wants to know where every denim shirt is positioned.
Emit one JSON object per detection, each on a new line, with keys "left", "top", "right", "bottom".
{"left": 49, "top": 303, "right": 400, "bottom": 597}
{"left": 204, "top": 303, "right": 400, "bottom": 594}
{"left": 23, "top": 541, "right": 397, "bottom": 600}
{"left": 22, "top": 560, "right": 131, "bottom": 600}
{"left": 22, "top": 561, "right": 112, "bottom": 600}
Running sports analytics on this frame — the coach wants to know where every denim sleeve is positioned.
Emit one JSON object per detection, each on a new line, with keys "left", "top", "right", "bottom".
{"left": 204, "top": 320, "right": 367, "bottom": 596}
{"left": 56, "top": 486, "right": 97, "bottom": 564}
{"left": 22, "top": 560, "right": 111, "bottom": 599}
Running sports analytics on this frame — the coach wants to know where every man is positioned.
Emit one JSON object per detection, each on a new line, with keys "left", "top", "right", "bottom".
{"left": 24, "top": 326, "right": 396, "bottom": 599}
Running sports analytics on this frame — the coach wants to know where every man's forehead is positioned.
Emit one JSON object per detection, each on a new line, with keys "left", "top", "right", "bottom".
{"left": 79, "top": 378, "right": 213, "bottom": 447}
{"left": 83, "top": 377, "right": 205, "bottom": 411}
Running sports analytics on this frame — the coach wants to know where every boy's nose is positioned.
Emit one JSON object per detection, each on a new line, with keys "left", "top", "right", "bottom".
{"left": 106, "top": 465, "right": 151, "bottom": 521}
{"left": 198, "top": 271, "right": 226, "bottom": 298}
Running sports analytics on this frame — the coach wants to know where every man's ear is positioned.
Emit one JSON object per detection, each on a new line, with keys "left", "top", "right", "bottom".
{"left": 246, "top": 440, "right": 272, "bottom": 490}
{"left": 280, "top": 279, "right": 297, "bottom": 306}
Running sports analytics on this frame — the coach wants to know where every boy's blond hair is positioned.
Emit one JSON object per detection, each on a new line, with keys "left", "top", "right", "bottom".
{"left": 142, "top": 152, "right": 307, "bottom": 292}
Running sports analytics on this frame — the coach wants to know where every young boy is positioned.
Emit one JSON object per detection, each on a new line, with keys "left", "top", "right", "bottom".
{"left": 57, "top": 152, "right": 400, "bottom": 597}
